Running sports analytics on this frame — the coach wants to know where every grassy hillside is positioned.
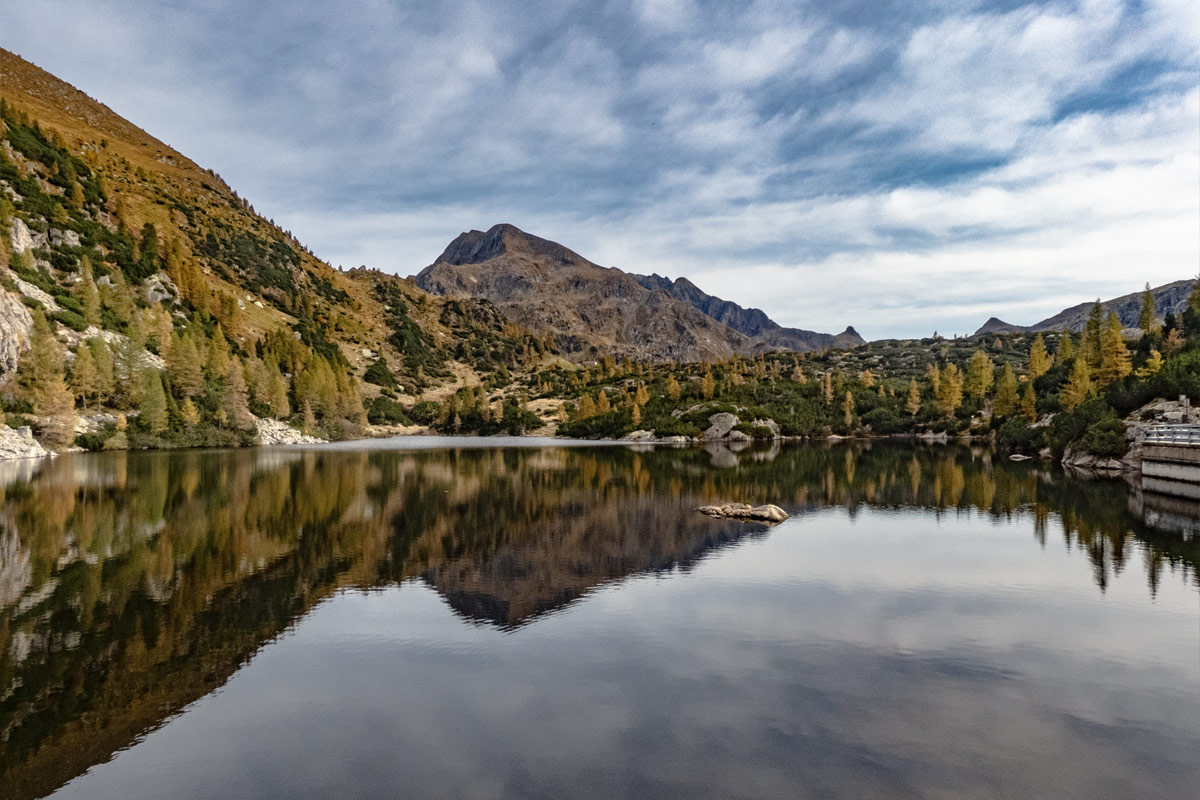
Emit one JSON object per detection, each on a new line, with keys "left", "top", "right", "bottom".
{"left": 0, "top": 49, "right": 550, "bottom": 448}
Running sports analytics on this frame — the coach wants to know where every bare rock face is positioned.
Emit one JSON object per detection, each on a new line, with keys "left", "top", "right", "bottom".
{"left": 9, "top": 217, "right": 36, "bottom": 254}
{"left": 700, "top": 412, "right": 739, "bottom": 440}
{"left": 0, "top": 424, "right": 54, "bottom": 461}
{"left": 696, "top": 503, "right": 789, "bottom": 523}
{"left": 0, "top": 287, "right": 34, "bottom": 374}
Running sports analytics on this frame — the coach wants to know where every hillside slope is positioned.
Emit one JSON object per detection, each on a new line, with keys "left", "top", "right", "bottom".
{"left": 0, "top": 49, "right": 546, "bottom": 447}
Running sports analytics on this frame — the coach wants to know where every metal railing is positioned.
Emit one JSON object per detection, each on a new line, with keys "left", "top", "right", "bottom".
{"left": 1144, "top": 424, "right": 1200, "bottom": 446}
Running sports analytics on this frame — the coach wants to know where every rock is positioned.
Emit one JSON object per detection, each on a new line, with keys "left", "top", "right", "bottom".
{"left": 9, "top": 217, "right": 35, "bottom": 254}
{"left": 1008, "top": 453, "right": 1032, "bottom": 461}
{"left": 696, "top": 503, "right": 789, "bottom": 523}
{"left": 0, "top": 424, "right": 54, "bottom": 461}
{"left": 658, "top": 435, "right": 693, "bottom": 443}
{"left": 621, "top": 430, "right": 657, "bottom": 442}
{"left": 0, "top": 288, "right": 34, "bottom": 374}
{"left": 255, "top": 417, "right": 327, "bottom": 445}
{"left": 10, "top": 274, "right": 60, "bottom": 312}
{"left": 48, "top": 228, "right": 81, "bottom": 248}
{"left": 748, "top": 418, "right": 781, "bottom": 439}
{"left": 700, "top": 412, "right": 739, "bottom": 440}
{"left": 143, "top": 271, "right": 178, "bottom": 305}
{"left": 1061, "top": 443, "right": 1127, "bottom": 473}
{"left": 726, "top": 429, "right": 752, "bottom": 442}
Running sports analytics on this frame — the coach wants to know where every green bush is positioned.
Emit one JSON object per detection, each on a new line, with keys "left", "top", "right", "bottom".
{"left": 363, "top": 358, "right": 397, "bottom": 388}
{"left": 74, "top": 432, "right": 108, "bottom": 451}
{"left": 1080, "top": 417, "right": 1128, "bottom": 458}
{"left": 368, "top": 396, "right": 411, "bottom": 425}
{"left": 997, "top": 418, "right": 1042, "bottom": 452}
{"left": 52, "top": 308, "right": 89, "bottom": 331}
{"left": 408, "top": 400, "right": 441, "bottom": 425}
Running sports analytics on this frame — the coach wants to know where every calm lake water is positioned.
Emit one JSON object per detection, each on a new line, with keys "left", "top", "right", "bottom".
{"left": 1, "top": 440, "right": 1197, "bottom": 800}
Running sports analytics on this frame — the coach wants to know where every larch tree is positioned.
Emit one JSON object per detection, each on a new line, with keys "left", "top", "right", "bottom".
{"left": 1136, "top": 349, "right": 1163, "bottom": 379}
{"left": 993, "top": 363, "right": 1019, "bottom": 417}
{"left": 1081, "top": 300, "right": 1104, "bottom": 367}
{"left": 1138, "top": 283, "right": 1159, "bottom": 337}
{"left": 935, "top": 363, "right": 963, "bottom": 417}
{"left": 964, "top": 351, "right": 995, "bottom": 400}
{"left": 1019, "top": 382, "right": 1038, "bottom": 422}
{"left": 167, "top": 332, "right": 204, "bottom": 399}
{"left": 89, "top": 338, "right": 115, "bottom": 403}
{"left": 1028, "top": 334, "right": 1050, "bottom": 380}
{"left": 1057, "top": 333, "right": 1075, "bottom": 362}
{"left": 70, "top": 344, "right": 99, "bottom": 409}
{"left": 665, "top": 374, "right": 681, "bottom": 401}
{"left": 596, "top": 390, "right": 611, "bottom": 414}
{"left": 1097, "top": 313, "right": 1132, "bottom": 386}
{"left": 223, "top": 358, "right": 254, "bottom": 430}
{"left": 906, "top": 378, "right": 921, "bottom": 417}
{"left": 17, "top": 310, "right": 65, "bottom": 411}
{"left": 842, "top": 390, "right": 856, "bottom": 428}
{"left": 1060, "top": 357, "right": 1092, "bottom": 411}
{"left": 141, "top": 369, "right": 169, "bottom": 435}
{"left": 700, "top": 370, "right": 715, "bottom": 399}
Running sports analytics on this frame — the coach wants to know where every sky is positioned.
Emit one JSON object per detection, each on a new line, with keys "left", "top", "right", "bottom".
{"left": 4, "top": 0, "right": 1198, "bottom": 339}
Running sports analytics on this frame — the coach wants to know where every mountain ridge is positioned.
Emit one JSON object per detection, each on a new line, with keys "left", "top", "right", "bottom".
{"left": 415, "top": 223, "right": 862, "bottom": 361}
{"left": 973, "top": 279, "right": 1195, "bottom": 337}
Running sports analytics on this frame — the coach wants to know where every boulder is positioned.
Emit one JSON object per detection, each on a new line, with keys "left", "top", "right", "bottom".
{"left": 254, "top": 417, "right": 327, "bottom": 445}
{"left": 0, "top": 288, "right": 34, "bottom": 374}
{"left": 0, "top": 424, "right": 54, "bottom": 461}
{"left": 621, "top": 430, "right": 657, "bottom": 442}
{"left": 696, "top": 503, "right": 789, "bottom": 523}
{"left": 700, "top": 411, "right": 739, "bottom": 440}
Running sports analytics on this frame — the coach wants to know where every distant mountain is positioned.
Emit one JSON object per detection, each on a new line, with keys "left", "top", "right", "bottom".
{"left": 633, "top": 272, "right": 863, "bottom": 352}
{"left": 414, "top": 224, "right": 860, "bottom": 362}
{"left": 973, "top": 279, "right": 1196, "bottom": 337}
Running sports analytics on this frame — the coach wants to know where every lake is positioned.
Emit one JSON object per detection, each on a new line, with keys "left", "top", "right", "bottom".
{"left": 1, "top": 440, "right": 1197, "bottom": 799}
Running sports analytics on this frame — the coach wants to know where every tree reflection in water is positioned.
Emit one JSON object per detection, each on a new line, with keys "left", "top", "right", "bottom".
{"left": 0, "top": 442, "right": 1195, "bottom": 798}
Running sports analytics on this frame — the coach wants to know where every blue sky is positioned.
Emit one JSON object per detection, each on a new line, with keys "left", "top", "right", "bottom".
{"left": 5, "top": 0, "right": 1198, "bottom": 339}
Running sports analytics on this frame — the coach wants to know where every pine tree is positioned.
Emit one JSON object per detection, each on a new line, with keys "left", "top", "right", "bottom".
{"left": 631, "top": 403, "right": 642, "bottom": 427}
{"left": 1138, "top": 283, "right": 1159, "bottom": 337}
{"left": 39, "top": 374, "right": 77, "bottom": 450}
{"left": 926, "top": 363, "right": 941, "bottom": 395}
{"left": 1096, "top": 312, "right": 1132, "bottom": 386}
{"left": 906, "top": 378, "right": 921, "bottom": 417}
{"left": 70, "top": 345, "right": 99, "bottom": 409}
{"left": 842, "top": 390, "right": 856, "bottom": 427}
{"left": 964, "top": 351, "right": 994, "bottom": 400}
{"left": 141, "top": 369, "right": 169, "bottom": 434}
{"left": 701, "top": 370, "right": 715, "bottom": 399}
{"left": 596, "top": 390, "right": 611, "bottom": 414}
{"left": 1019, "top": 382, "right": 1037, "bottom": 422}
{"left": 1060, "top": 357, "right": 1092, "bottom": 411}
{"left": 1028, "top": 334, "right": 1050, "bottom": 380}
{"left": 859, "top": 369, "right": 875, "bottom": 388}
{"left": 993, "top": 363, "right": 1018, "bottom": 417}
{"left": 267, "top": 360, "right": 291, "bottom": 418}
{"left": 206, "top": 325, "right": 230, "bottom": 375}
{"left": 76, "top": 256, "right": 102, "bottom": 327}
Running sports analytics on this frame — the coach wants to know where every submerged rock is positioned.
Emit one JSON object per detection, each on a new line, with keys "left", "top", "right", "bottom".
{"left": 696, "top": 503, "right": 789, "bottom": 523}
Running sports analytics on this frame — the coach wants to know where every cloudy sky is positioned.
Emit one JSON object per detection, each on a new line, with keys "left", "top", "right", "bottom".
{"left": 5, "top": 0, "right": 1198, "bottom": 339}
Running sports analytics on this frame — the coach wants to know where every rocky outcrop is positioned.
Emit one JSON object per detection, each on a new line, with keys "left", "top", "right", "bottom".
{"left": 0, "top": 287, "right": 34, "bottom": 374}
{"left": 1121, "top": 398, "right": 1196, "bottom": 470}
{"left": 1061, "top": 444, "right": 1126, "bottom": 474}
{"left": 254, "top": 417, "right": 327, "bottom": 445}
{"left": 0, "top": 424, "right": 54, "bottom": 461}
{"left": 699, "top": 411, "right": 781, "bottom": 441}
{"left": 696, "top": 503, "right": 789, "bottom": 523}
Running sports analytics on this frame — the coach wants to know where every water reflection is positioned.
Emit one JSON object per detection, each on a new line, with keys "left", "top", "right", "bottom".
{"left": 0, "top": 441, "right": 1196, "bottom": 799}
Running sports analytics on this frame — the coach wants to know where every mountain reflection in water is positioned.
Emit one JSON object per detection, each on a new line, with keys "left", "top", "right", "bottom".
{"left": 0, "top": 441, "right": 1196, "bottom": 800}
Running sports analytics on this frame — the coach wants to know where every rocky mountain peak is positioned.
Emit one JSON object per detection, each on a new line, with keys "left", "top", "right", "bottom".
{"left": 435, "top": 223, "right": 584, "bottom": 268}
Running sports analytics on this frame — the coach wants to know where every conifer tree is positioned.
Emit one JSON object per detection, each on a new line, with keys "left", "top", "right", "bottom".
{"left": 179, "top": 397, "right": 200, "bottom": 427}
{"left": 842, "top": 390, "right": 856, "bottom": 427}
{"left": 926, "top": 363, "right": 941, "bottom": 395}
{"left": 964, "top": 351, "right": 994, "bottom": 400}
{"left": 993, "top": 363, "right": 1018, "bottom": 417}
{"left": 1057, "top": 333, "right": 1075, "bottom": 362}
{"left": 1097, "top": 312, "right": 1132, "bottom": 386}
{"left": 1136, "top": 350, "right": 1163, "bottom": 379}
{"left": 577, "top": 394, "right": 597, "bottom": 419}
{"left": 207, "top": 325, "right": 231, "bottom": 375}
{"left": 71, "top": 345, "right": 99, "bottom": 409}
{"left": 1082, "top": 300, "right": 1104, "bottom": 367}
{"left": 75, "top": 256, "right": 102, "bottom": 327}
{"left": 223, "top": 359, "right": 254, "bottom": 430}
{"left": 859, "top": 369, "right": 875, "bottom": 388}
{"left": 16, "top": 310, "right": 63, "bottom": 408}
{"left": 596, "top": 390, "right": 611, "bottom": 414}
{"left": 665, "top": 374, "right": 681, "bottom": 401}
{"left": 167, "top": 332, "right": 204, "bottom": 399}
{"left": 39, "top": 373, "right": 77, "bottom": 450}
{"left": 1138, "top": 283, "right": 1159, "bottom": 336}
{"left": 1019, "top": 382, "right": 1037, "bottom": 422}
{"left": 267, "top": 360, "right": 290, "bottom": 418}
{"left": 631, "top": 403, "right": 642, "bottom": 427}
{"left": 89, "top": 338, "right": 115, "bottom": 402}
{"left": 1028, "top": 334, "right": 1050, "bottom": 380}
{"left": 701, "top": 370, "right": 715, "bottom": 399}
{"left": 141, "top": 369, "right": 169, "bottom": 434}
{"left": 935, "top": 363, "right": 963, "bottom": 417}
{"left": 1060, "top": 357, "right": 1092, "bottom": 411}
{"left": 906, "top": 378, "right": 921, "bottom": 417}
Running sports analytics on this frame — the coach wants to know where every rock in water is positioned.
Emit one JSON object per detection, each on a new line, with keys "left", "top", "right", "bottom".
{"left": 696, "top": 503, "right": 789, "bottom": 523}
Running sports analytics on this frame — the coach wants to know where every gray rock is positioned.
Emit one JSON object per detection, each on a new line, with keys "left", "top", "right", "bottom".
{"left": 0, "top": 424, "right": 54, "bottom": 461}
{"left": 621, "top": 430, "right": 657, "bottom": 442}
{"left": 700, "top": 412, "right": 739, "bottom": 440}
{"left": 0, "top": 288, "right": 34, "bottom": 374}
{"left": 9, "top": 218, "right": 35, "bottom": 254}
{"left": 255, "top": 417, "right": 327, "bottom": 445}
{"left": 696, "top": 503, "right": 789, "bottom": 523}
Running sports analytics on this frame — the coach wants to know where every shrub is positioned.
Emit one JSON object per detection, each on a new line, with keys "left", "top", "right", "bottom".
{"left": 997, "top": 418, "right": 1042, "bottom": 452}
{"left": 52, "top": 308, "right": 89, "bottom": 331}
{"left": 363, "top": 358, "right": 397, "bottom": 388}
{"left": 1080, "top": 417, "right": 1128, "bottom": 458}
{"left": 408, "top": 400, "right": 441, "bottom": 425}
{"left": 368, "top": 396, "right": 411, "bottom": 425}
